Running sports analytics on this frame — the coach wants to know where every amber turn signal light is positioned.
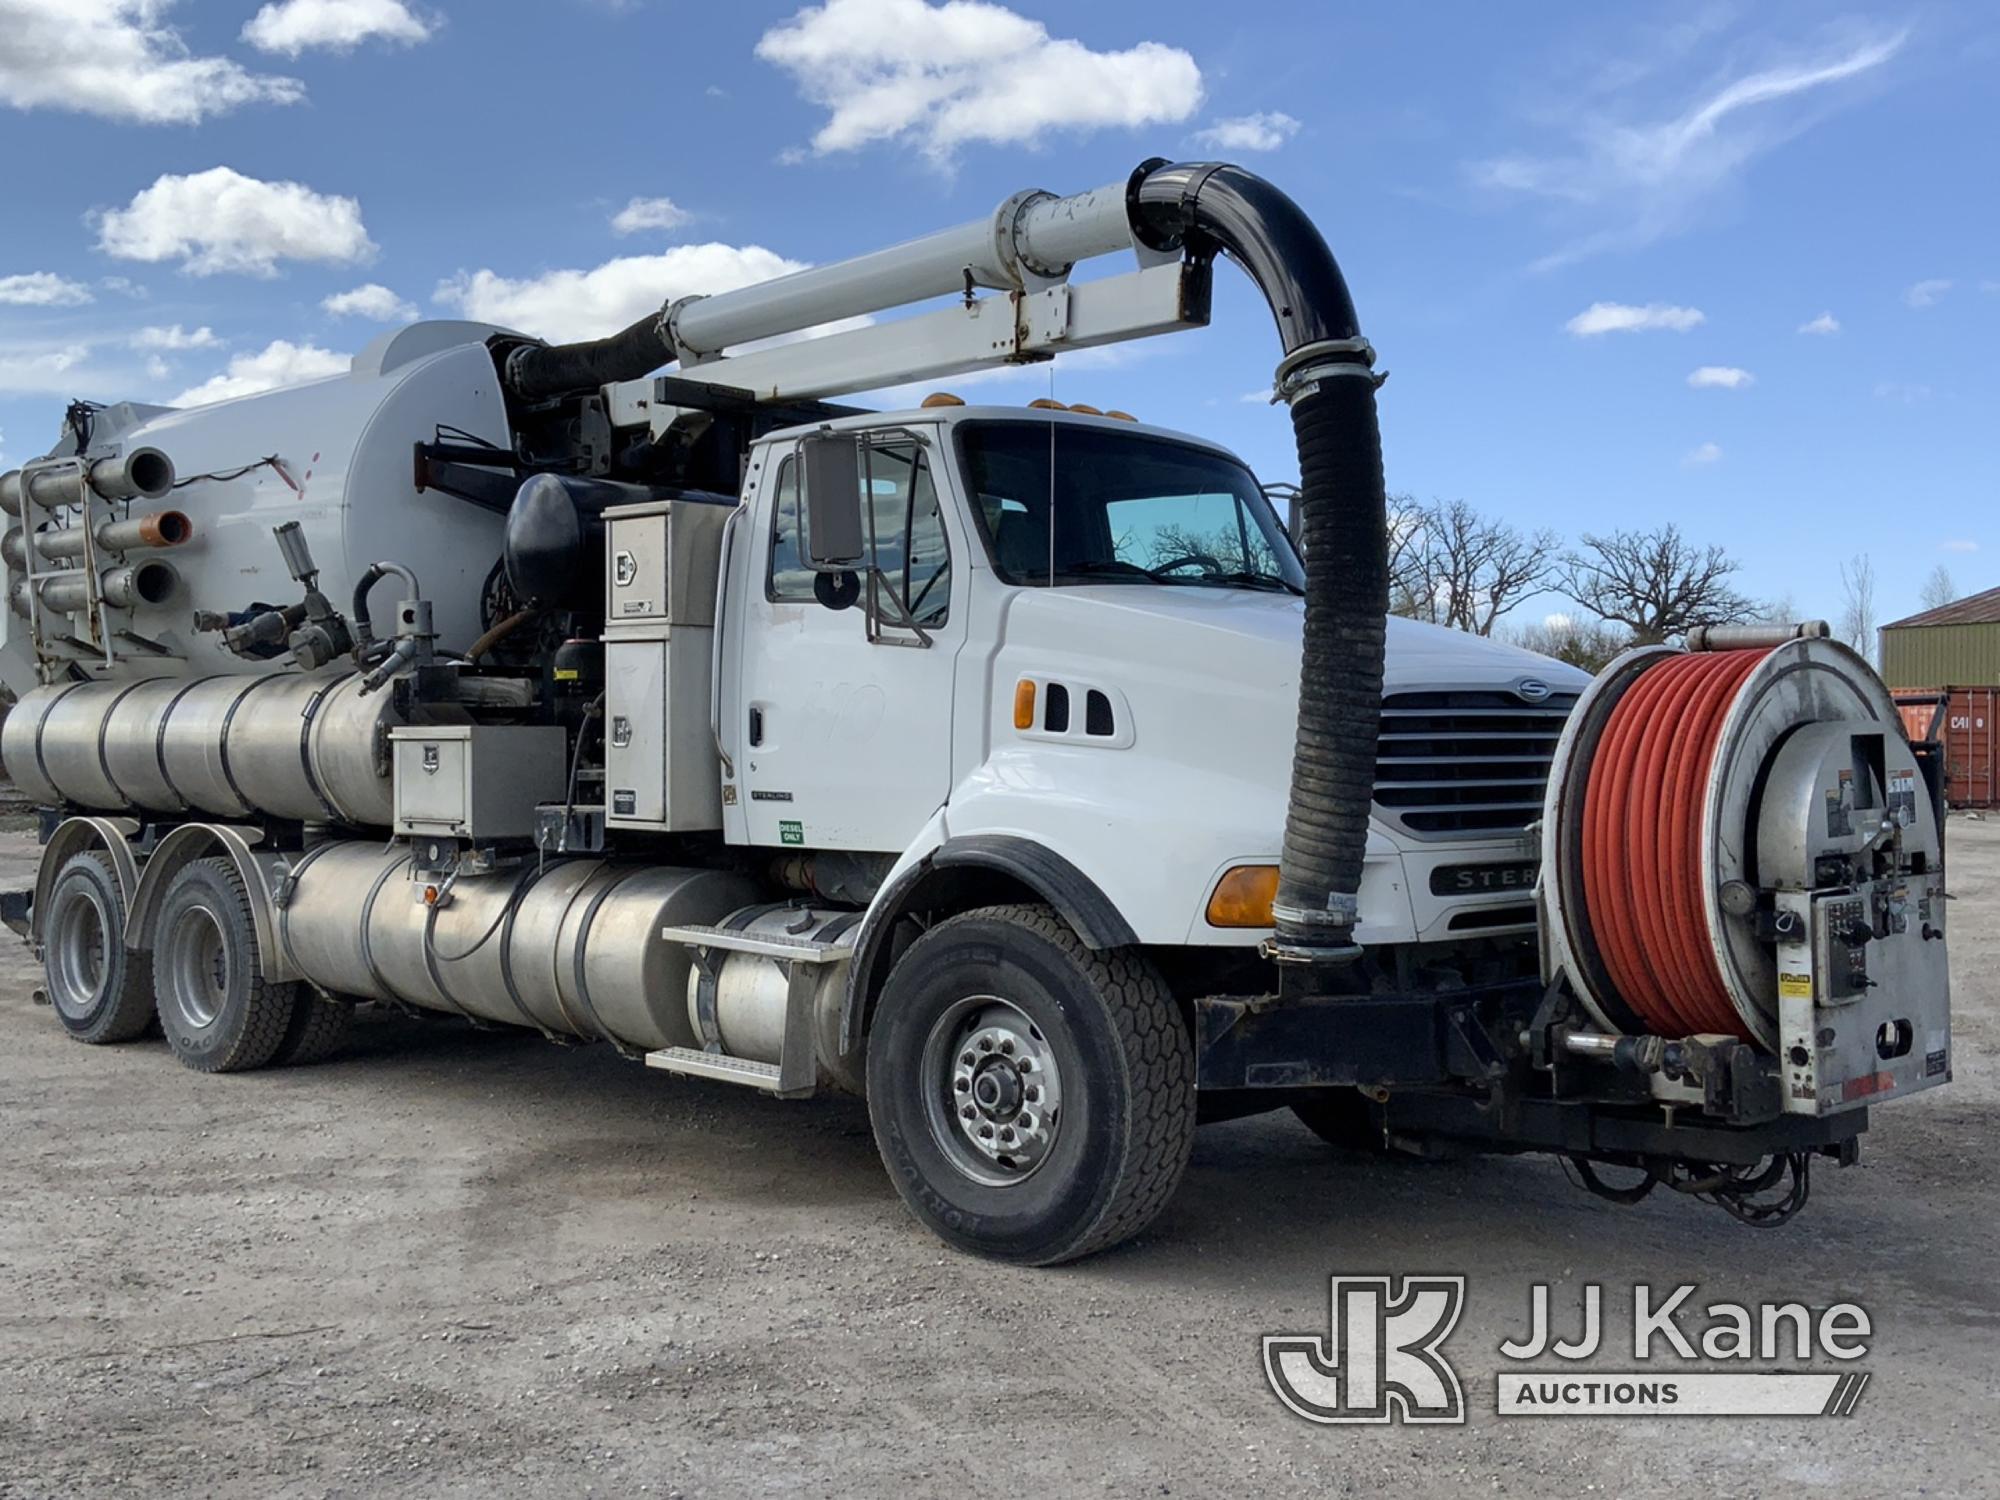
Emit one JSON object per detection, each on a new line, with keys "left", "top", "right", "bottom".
{"left": 1013, "top": 678, "right": 1037, "bottom": 730}
{"left": 1206, "top": 865, "right": 1279, "bottom": 928}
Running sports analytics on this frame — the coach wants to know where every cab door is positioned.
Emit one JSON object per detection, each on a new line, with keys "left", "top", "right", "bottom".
{"left": 727, "top": 431, "right": 966, "bottom": 852}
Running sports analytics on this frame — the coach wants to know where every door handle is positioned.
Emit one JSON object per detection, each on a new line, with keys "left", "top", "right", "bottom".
{"left": 748, "top": 706, "right": 765, "bottom": 747}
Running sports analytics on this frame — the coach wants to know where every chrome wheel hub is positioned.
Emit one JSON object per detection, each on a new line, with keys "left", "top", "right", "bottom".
{"left": 47, "top": 884, "right": 110, "bottom": 1021}
{"left": 160, "top": 903, "right": 228, "bottom": 1031}
{"left": 922, "top": 996, "right": 1064, "bottom": 1186}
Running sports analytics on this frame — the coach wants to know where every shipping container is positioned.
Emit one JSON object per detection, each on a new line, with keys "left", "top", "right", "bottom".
{"left": 1895, "top": 687, "right": 1998, "bottom": 810}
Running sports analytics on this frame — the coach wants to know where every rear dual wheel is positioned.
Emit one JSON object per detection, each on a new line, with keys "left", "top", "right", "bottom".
{"left": 866, "top": 904, "right": 1196, "bottom": 1265}
{"left": 151, "top": 858, "right": 299, "bottom": 1074}
{"left": 42, "top": 851, "right": 154, "bottom": 1044}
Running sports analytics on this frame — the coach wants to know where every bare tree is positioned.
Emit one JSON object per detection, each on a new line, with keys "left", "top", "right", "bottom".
{"left": 1838, "top": 554, "right": 1877, "bottom": 659}
{"left": 1557, "top": 523, "right": 1756, "bottom": 643}
{"left": 1509, "top": 615, "right": 1630, "bottom": 674}
{"left": 1920, "top": 564, "right": 1958, "bottom": 613}
{"left": 1386, "top": 497, "right": 1558, "bottom": 635}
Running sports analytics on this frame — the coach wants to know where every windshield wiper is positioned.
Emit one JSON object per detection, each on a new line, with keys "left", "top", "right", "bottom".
{"left": 1058, "top": 560, "right": 1171, "bottom": 582}
{"left": 1203, "top": 570, "right": 1304, "bottom": 596}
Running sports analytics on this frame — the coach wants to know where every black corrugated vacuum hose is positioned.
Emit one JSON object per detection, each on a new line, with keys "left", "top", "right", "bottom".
{"left": 1272, "top": 368, "right": 1388, "bottom": 963}
{"left": 1129, "top": 160, "right": 1387, "bottom": 967}
{"left": 503, "top": 311, "right": 673, "bottom": 403}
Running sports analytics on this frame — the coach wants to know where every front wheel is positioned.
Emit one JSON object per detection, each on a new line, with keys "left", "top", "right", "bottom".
{"left": 865, "top": 904, "right": 1195, "bottom": 1265}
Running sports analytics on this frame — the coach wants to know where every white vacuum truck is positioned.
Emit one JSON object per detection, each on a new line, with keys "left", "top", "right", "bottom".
{"left": 0, "top": 160, "right": 1951, "bottom": 1262}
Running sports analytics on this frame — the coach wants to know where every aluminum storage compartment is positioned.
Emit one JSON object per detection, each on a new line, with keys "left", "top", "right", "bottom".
{"left": 391, "top": 724, "right": 568, "bottom": 839}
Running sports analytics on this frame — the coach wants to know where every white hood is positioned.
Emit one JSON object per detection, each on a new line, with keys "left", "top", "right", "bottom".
{"left": 1000, "top": 586, "right": 1591, "bottom": 699}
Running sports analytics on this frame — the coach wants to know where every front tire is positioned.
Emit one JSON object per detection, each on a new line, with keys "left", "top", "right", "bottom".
{"left": 152, "top": 858, "right": 296, "bottom": 1074}
{"left": 866, "top": 904, "right": 1195, "bottom": 1265}
{"left": 42, "top": 850, "right": 154, "bottom": 1044}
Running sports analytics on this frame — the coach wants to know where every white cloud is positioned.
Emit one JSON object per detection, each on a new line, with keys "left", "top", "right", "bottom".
{"left": 1798, "top": 311, "right": 1840, "bottom": 334}
{"left": 1904, "top": 278, "right": 1951, "bottom": 309}
{"left": 1683, "top": 441, "right": 1723, "bottom": 465}
{"left": 1565, "top": 301, "right": 1705, "bottom": 336}
{"left": 171, "top": 339, "right": 347, "bottom": 407}
{"left": 1942, "top": 539, "right": 1979, "bottom": 553}
{"left": 1688, "top": 365, "right": 1753, "bottom": 389}
{"left": 1193, "top": 111, "right": 1301, "bottom": 152}
{"left": 242, "top": 0, "right": 433, "bottom": 56}
{"left": 1474, "top": 24, "right": 1906, "bottom": 267}
{"left": 95, "top": 167, "right": 375, "bottom": 277}
{"left": 756, "top": 0, "right": 1202, "bottom": 164}
{"left": 435, "top": 243, "right": 819, "bottom": 344}
{"left": 131, "top": 324, "right": 220, "bottom": 350}
{"left": 99, "top": 276, "right": 147, "bottom": 299}
{"left": 0, "top": 271, "right": 94, "bottom": 307}
{"left": 611, "top": 196, "right": 692, "bottom": 235}
{"left": 322, "top": 282, "right": 418, "bottom": 320}
{"left": 1238, "top": 388, "right": 1273, "bottom": 403}
{"left": 0, "top": 340, "right": 95, "bottom": 394}
{"left": 0, "top": 0, "right": 303, "bottom": 124}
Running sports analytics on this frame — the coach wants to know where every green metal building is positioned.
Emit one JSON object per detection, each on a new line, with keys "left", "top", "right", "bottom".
{"left": 1879, "top": 586, "right": 2000, "bottom": 688}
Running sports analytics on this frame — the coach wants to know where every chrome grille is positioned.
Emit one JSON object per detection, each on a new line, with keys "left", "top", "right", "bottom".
{"left": 1372, "top": 688, "right": 1578, "bottom": 840}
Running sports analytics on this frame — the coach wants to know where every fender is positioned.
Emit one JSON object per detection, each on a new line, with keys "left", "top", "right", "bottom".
{"left": 30, "top": 816, "right": 141, "bottom": 947}
{"left": 125, "top": 823, "right": 303, "bottom": 982}
{"left": 839, "top": 833, "right": 1138, "bottom": 1053}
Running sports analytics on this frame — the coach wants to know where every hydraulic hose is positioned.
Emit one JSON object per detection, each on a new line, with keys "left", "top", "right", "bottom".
{"left": 1580, "top": 650, "right": 1768, "bottom": 1040}
{"left": 503, "top": 312, "right": 674, "bottom": 403}
{"left": 1130, "top": 161, "right": 1386, "bottom": 964}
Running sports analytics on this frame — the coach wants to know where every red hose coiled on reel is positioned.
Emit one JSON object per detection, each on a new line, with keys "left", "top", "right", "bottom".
{"left": 1580, "top": 650, "right": 1768, "bottom": 1040}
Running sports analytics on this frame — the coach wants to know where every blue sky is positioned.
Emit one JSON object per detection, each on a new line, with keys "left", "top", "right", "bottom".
{"left": 0, "top": 0, "right": 1991, "bottom": 628}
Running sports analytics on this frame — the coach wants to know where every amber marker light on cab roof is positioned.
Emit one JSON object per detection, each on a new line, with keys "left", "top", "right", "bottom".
{"left": 1206, "top": 865, "right": 1279, "bottom": 928}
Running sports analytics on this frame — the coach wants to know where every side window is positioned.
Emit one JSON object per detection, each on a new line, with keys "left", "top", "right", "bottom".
{"left": 766, "top": 457, "right": 815, "bottom": 602}
{"left": 868, "top": 445, "right": 951, "bottom": 627}
{"left": 767, "top": 442, "right": 952, "bottom": 627}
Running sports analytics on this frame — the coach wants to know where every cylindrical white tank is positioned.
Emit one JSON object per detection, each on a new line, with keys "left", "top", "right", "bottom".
{"left": 0, "top": 322, "right": 513, "bottom": 695}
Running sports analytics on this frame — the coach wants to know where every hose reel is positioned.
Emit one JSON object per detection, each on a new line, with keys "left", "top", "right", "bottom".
{"left": 1541, "top": 630, "right": 1947, "bottom": 1072}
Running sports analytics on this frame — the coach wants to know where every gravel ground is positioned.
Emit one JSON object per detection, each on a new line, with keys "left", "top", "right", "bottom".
{"left": 0, "top": 819, "right": 1994, "bottom": 1498}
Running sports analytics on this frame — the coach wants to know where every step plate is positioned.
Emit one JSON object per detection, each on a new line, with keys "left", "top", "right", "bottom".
{"left": 645, "top": 1046, "right": 807, "bottom": 1096}
{"left": 658, "top": 922, "right": 853, "bottom": 964}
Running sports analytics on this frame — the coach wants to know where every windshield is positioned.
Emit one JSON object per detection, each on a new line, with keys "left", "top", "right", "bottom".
{"left": 955, "top": 420, "right": 1304, "bottom": 593}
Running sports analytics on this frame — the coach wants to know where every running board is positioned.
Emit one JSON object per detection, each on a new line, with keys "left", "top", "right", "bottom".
{"left": 652, "top": 922, "right": 855, "bottom": 1098}
{"left": 645, "top": 1047, "right": 802, "bottom": 1095}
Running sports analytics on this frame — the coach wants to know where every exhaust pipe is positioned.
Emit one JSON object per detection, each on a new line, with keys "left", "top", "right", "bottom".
{"left": 1127, "top": 161, "right": 1386, "bottom": 968}
{"left": 11, "top": 559, "right": 181, "bottom": 616}
{"left": 0, "top": 447, "right": 175, "bottom": 516}
{"left": 7, "top": 510, "right": 194, "bottom": 566}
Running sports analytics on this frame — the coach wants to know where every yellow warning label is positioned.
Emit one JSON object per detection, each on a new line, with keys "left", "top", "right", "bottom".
{"left": 553, "top": 668, "right": 579, "bottom": 681}
{"left": 1778, "top": 972, "right": 1814, "bottom": 1000}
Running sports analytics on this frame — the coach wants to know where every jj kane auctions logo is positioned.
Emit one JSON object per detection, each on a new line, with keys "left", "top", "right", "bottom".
{"left": 1265, "top": 1277, "right": 1873, "bottom": 1422}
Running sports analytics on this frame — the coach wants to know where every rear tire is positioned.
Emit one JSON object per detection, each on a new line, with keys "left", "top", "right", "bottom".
{"left": 42, "top": 850, "right": 153, "bottom": 1044}
{"left": 865, "top": 904, "right": 1195, "bottom": 1265}
{"left": 151, "top": 858, "right": 295, "bottom": 1074}
{"left": 275, "top": 990, "right": 355, "bottom": 1066}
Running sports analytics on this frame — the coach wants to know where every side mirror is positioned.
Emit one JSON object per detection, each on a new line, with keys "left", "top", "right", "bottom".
{"left": 800, "top": 431, "right": 866, "bottom": 571}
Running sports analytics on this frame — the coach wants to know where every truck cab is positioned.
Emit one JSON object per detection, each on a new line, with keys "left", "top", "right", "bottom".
{"left": 715, "top": 403, "right": 1583, "bottom": 953}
